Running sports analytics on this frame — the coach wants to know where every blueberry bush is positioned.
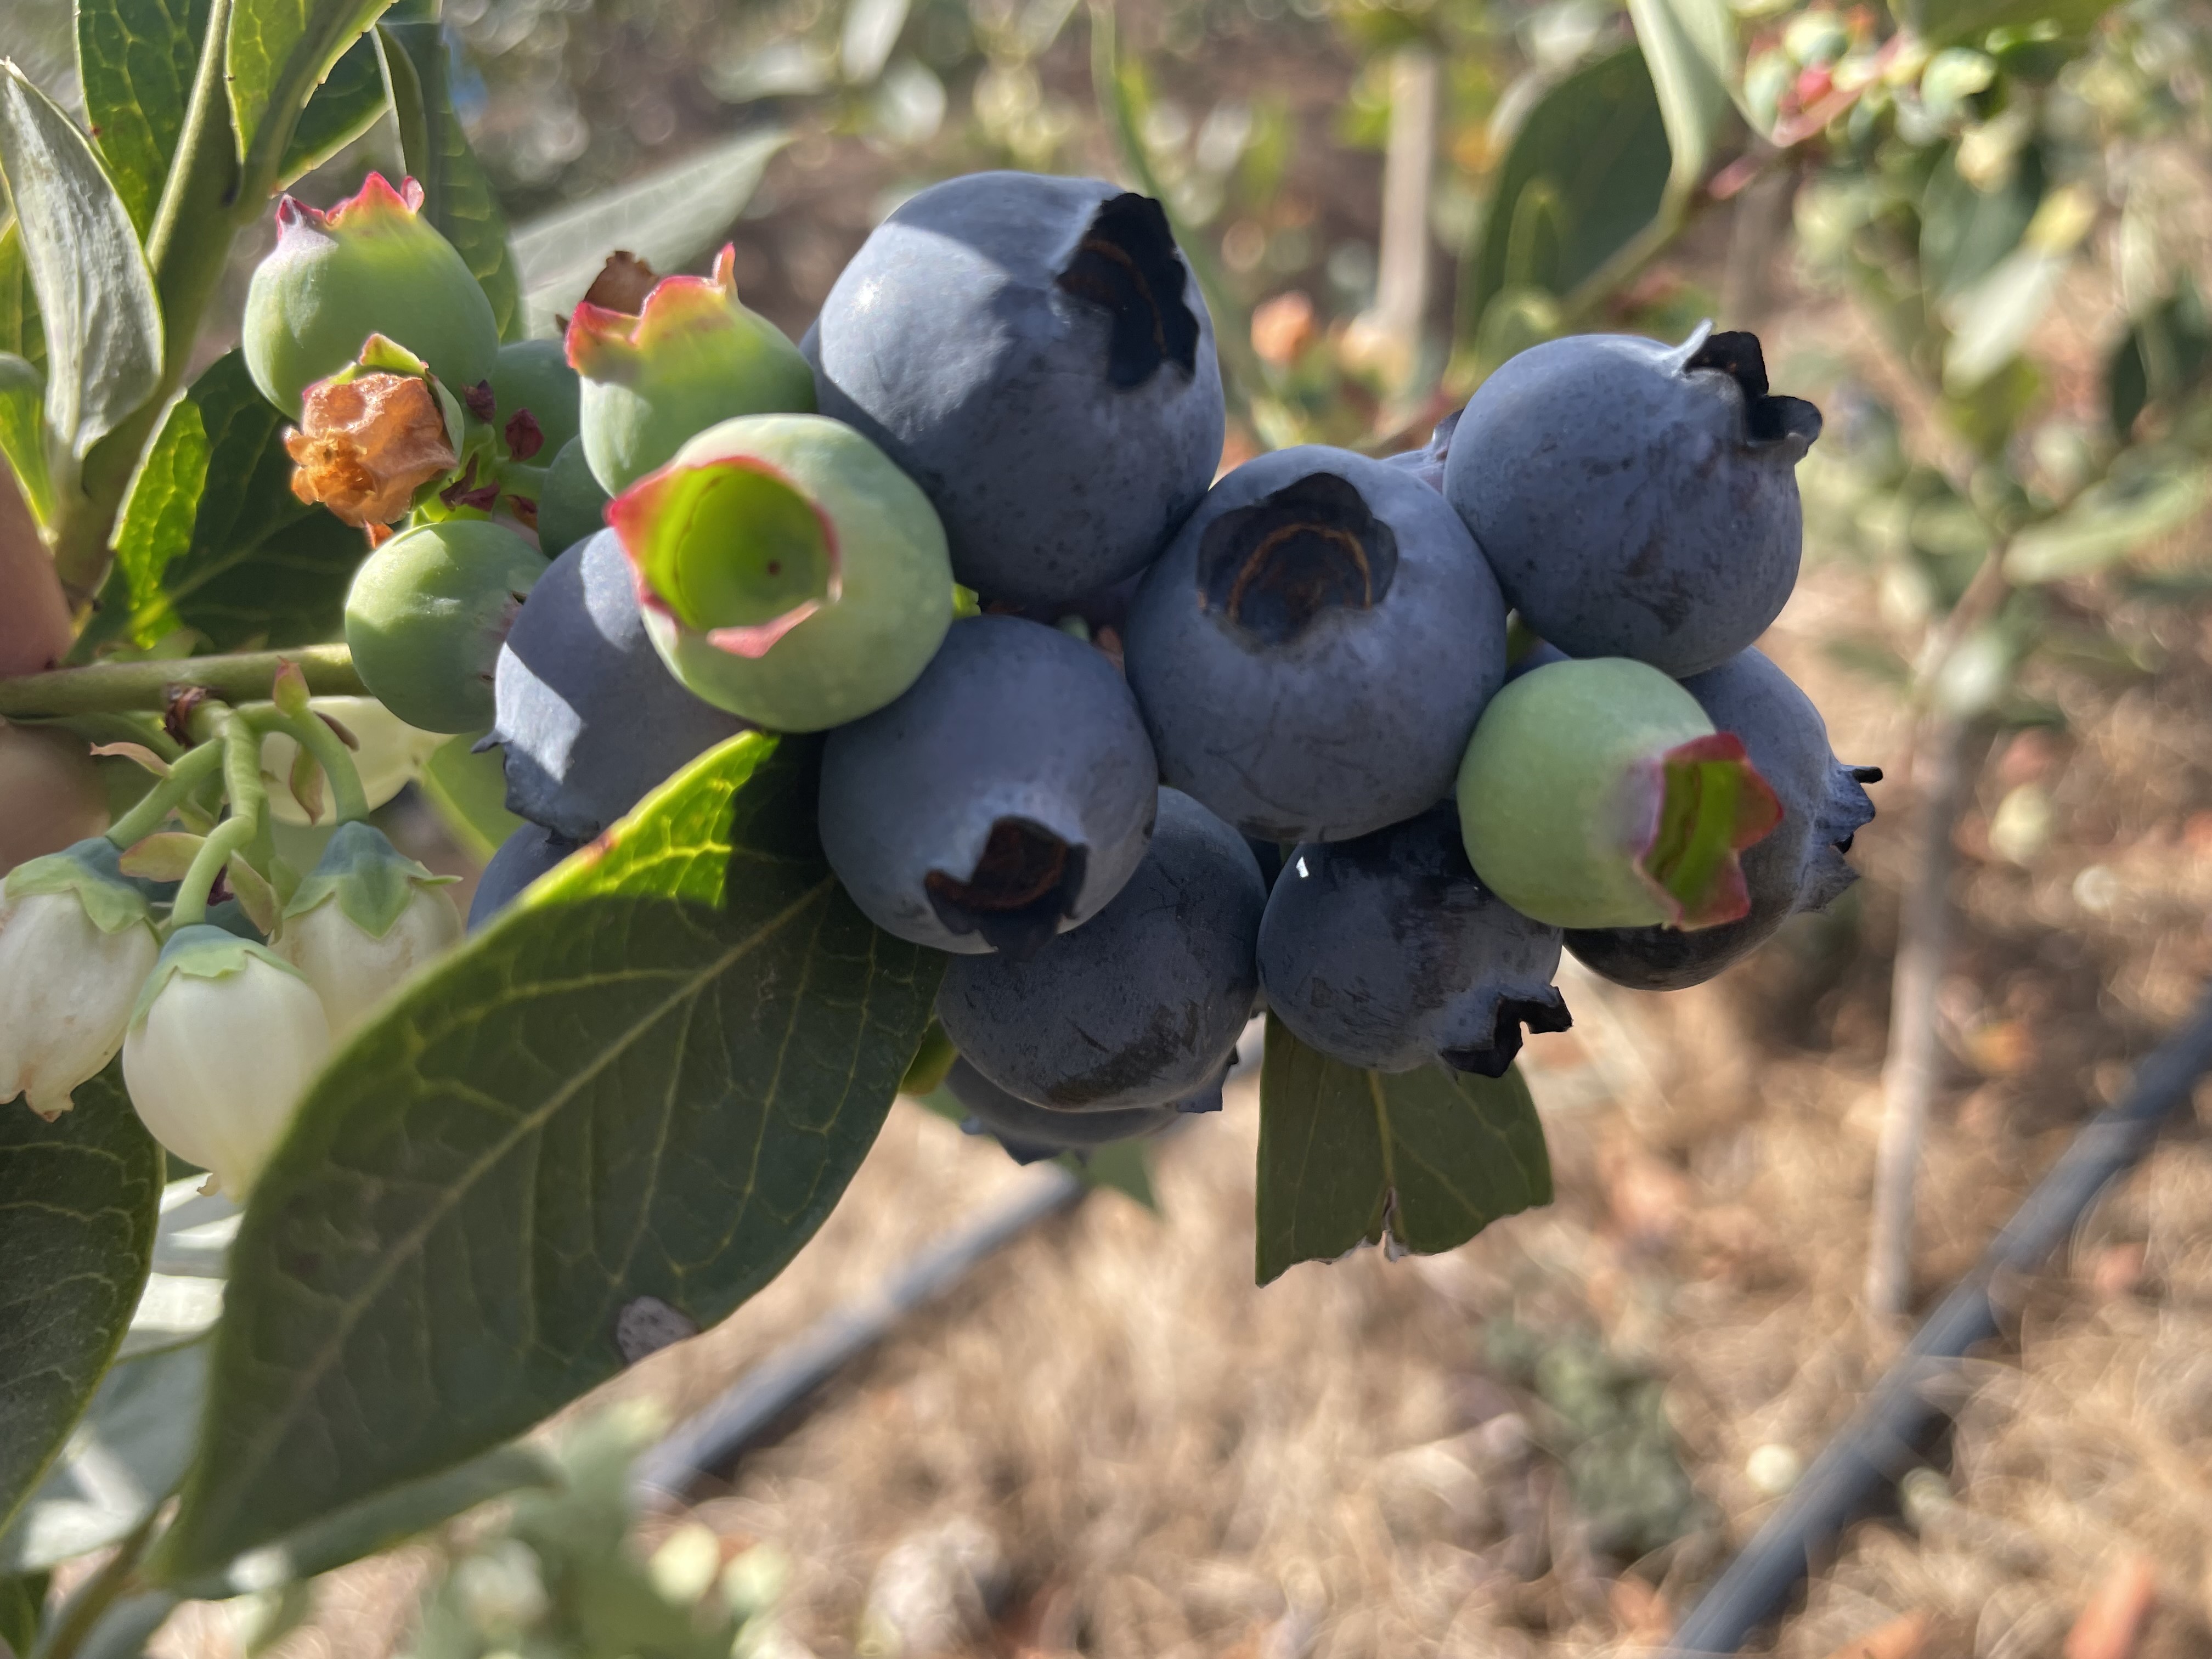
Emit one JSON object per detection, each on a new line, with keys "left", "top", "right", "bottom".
{"left": 0, "top": 0, "right": 2198, "bottom": 1646}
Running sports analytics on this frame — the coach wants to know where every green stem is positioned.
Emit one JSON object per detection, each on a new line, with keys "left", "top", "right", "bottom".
{"left": 49, "top": 0, "right": 244, "bottom": 609}
{"left": 270, "top": 702, "right": 371, "bottom": 823}
{"left": 0, "top": 645, "right": 365, "bottom": 719}
{"left": 27, "top": 1510, "right": 156, "bottom": 1659}
{"left": 104, "top": 738, "right": 227, "bottom": 847}
{"left": 171, "top": 814, "right": 255, "bottom": 929}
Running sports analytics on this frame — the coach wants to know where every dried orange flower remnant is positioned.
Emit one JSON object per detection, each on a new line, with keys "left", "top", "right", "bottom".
{"left": 286, "top": 373, "right": 456, "bottom": 527}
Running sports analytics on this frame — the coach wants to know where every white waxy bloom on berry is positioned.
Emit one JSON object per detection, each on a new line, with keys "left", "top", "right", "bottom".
{"left": 122, "top": 925, "right": 332, "bottom": 1200}
{"left": 0, "top": 838, "right": 160, "bottom": 1119}
{"left": 273, "top": 822, "right": 461, "bottom": 1037}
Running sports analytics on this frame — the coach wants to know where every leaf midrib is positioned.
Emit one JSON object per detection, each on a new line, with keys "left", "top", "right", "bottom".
{"left": 187, "top": 869, "right": 837, "bottom": 1560}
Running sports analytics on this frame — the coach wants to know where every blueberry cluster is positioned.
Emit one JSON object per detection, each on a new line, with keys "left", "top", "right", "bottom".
{"left": 447, "top": 169, "right": 1877, "bottom": 1165}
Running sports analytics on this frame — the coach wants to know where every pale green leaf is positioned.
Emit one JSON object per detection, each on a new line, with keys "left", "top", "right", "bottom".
{"left": 1627, "top": 0, "right": 1739, "bottom": 191}
{"left": 0, "top": 64, "right": 164, "bottom": 460}
{"left": 0, "top": 351, "right": 53, "bottom": 523}
{"left": 1255, "top": 1018, "right": 1551, "bottom": 1285}
{"left": 510, "top": 128, "right": 789, "bottom": 336}
{"left": 1942, "top": 244, "right": 2067, "bottom": 392}
{"left": 0, "top": 1065, "right": 164, "bottom": 1542}
{"left": 0, "top": 218, "right": 42, "bottom": 370}
{"left": 152, "top": 733, "right": 943, "bottom": 1580}
{"left": 278, "top": 29, "right": 389, "bottom": 185}
{"left": 225, "top": 0, "right": 394, "bottom": 187}
{"left": 415, "top": 733, "right": 524, "bottom": 864}
{"left": 75, "top": 0, "right": 211, "bottom": 239}
{"left": 2006, "top": 465, "right": 2212, "bottom": 582}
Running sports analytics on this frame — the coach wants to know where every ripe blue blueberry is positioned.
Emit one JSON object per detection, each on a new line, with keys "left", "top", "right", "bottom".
{"left": 804, "top": 171, "right": 1224, "bottom": 605}
{"left": 467, "top": 822, "right": 578, "bottom": 934}
{"left": 1259, "top": 804, "right": 1570, "bottom": 1076}
{"left": 489, "top": 528, "right": 748, "bottom": 842}
{"left": 937, "top": 789, "right": 1263, "bottom": 1111}
{"left": 1123, "top": 444, "right": 1509, "bottom": 842}
{"left": 817, "top": 615, "right": 1158, "bottom": 957}
{"left": 941, "top": 1057, "right": 1183, "bottom": 1166}
{"left": 1442, "top": 325, "right": 1821, "bottom": 676}
{"left": 1565, "top": 647, "right": 1880, "bottom": 990}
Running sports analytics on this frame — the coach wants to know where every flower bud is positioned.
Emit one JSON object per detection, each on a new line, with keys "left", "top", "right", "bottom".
{"left": 1456, "top": 657, "right": 1784, "bottom": 931}
{"left": 567, "top": 245, "right": 815, "bottom": 495}
{"left": 122, "top": 926, "right": 333, "bottom": 1199}
{"left": 244, "top": 173, "right": 501, "bottom": 419}
{"left": 274, "top": 822, "right": 461, "bottom": 1036}
{"left": 612, "top": 413, "right": 953, "bottom": 732}
{"left": 1, "top": 839, "right": 160, "bottom": 1118}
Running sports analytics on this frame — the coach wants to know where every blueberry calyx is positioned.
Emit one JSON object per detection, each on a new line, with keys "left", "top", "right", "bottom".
{"left": 1055, "top": 193, "right": 1200, "bottom": 388}
{"left": 923, "top": 819, "right": 1088, "bottom": 960}
{"left": 1637, "top": 731, "right": 1785, "bottom": 929}
{"left": 1684, "top": 327, "right": 1823, "bottom": 449}
{"left": 1437, "top": 993, "right": 1574, "bottom": 1079}
{"left": 1197, "top": 472, "right": 1400, "bottom": 646}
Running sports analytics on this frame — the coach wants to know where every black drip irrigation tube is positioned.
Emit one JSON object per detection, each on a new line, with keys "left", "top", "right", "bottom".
{"left": 1664, "top": 981, "right": 2212, "bottom": 1656}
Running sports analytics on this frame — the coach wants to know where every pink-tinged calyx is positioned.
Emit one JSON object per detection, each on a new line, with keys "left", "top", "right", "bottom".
{"left": 566, "top": 246, "right": 749, "bottom": 382}
{"left": 611, "top": 451, "right": 841, "bottom": 660}
{"left": 274, "top": 172, "right": 428, "bottom": 243}
{"left": 1628, "top": 733, "right": 1785, "bottom": 929}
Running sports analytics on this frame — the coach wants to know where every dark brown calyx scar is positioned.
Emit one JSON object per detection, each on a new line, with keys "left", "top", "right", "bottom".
{"left": 925, "top": 818, "right": 1089, "bottom": 961}
{"left": 1198, "top": 472, "right": 1399, "bottom": 646}
{"left": 1056, "top": 193, "right": 1200, "bottom": 388}
{"left": 1686, "top": 329, "right": 1824, "bottom": 447}
{"left": 1438, "top": 994, "right": 1575, "bottom": 1078}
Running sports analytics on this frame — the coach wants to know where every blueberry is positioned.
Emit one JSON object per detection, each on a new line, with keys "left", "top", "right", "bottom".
{"left": 938, "top": 789, "right": 1263, "bottom": 1111}
{"left": 344, "top": 519, "right": 548, "bottom": 733}
{"left": 1565, "top": 648, "right": 1880, "bottom": 990}
{"left": 804, "top": 172, "right": 1225, "bottom": 605}
{"left": 941, "top": 1057, "right": 1182, "bottom": 1166}
{"left": 468, "top": 822, "right": 578, "bottom": 933}
{"left": 1442, "top": 325, "right": 1821, "bottom": 676}
{"left": 535, "top": 436, "right": 611, "bottom": 560}
{"left": 1122, "top": 444, "right": 1509, "bottom": 843}
{"left": 488, "top": 338, "right": 582, "bottom": 459}
{"left": 817, "top": 614, "right": 1158, "bottom": 957}
{"left": 1259, "top": 804, "right": 1568, "bottom": 1076}
{"left": 489, "top": 528, "right": 748, "bottom": 842}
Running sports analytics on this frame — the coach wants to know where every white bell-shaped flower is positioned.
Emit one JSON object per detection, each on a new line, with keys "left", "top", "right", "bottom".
{"left": 274, "top": 821, "right": 461, "bottom": 1036}
{"left": 122, "top": 925, "right": 333, "bottom": 1200}
{"left": 1, "top": 838, "right": 160, "bottom": 1118}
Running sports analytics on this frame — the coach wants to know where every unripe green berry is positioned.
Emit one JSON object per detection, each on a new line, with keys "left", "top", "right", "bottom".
{"left": 488, "top": 339, "right": 581, "bottom": 459}
{"left": 345, "top": 520, "right": 549, "bottom": 733}
{"left": 244, "top": 173, "right": 500, "bottom": 419}
{"left": 537, "top": 436, "right": 611, "bottom": 558}
{"left": 1456, "top": 657, "right": 1782, "bottom": 930}
{"left": 568, "top": 245, "right": 815, "bottom": 495}
{"left": 613, "top": 413, "right": 953, "bottom": 732}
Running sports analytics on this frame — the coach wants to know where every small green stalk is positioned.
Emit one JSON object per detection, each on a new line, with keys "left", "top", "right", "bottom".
{"left": 268, "top": 705, "right": 371, "bottom": 824}
{"left": 104, "top": 740, "right": 228, "bottom": 847}
{"left": 167, "top": 715, "right": 266, "bottom": 929}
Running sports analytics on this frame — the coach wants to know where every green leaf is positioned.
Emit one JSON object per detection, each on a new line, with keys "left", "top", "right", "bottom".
{"left": 278, "top": 29, "right": 390, "bottom": 187}
{"left": 1915, "top": 0, "right": 2116, "bottom": 48}
{"left": 0, "top": 1572, "right": 47, "bottom": 1656}
{"left": 94, "top": 348, "right": 364, "bottom": 651}
{"left": 1254, "top": 1018, "right": 1551, "bottom": 1285}
{"left": 226, "top": 0, "right": 395, "bottom": 189}
{"left": 2006, "top": 462, "right": 2212, "bottom": 583}
{"left": 1626, "top": 0, "right": 1738, "bottom": 193}
{"left": 153, "top": 732, "right": 944, "bottom": 1581}
{"left": 75, "top": 0, "right": 212, "bottom": 240}
{"left": 1921, "top": 143, "right": 2044, "bottom": 301}
{"left": 2107, "top": 276, "right": 2212, "bottom": 437}
{"left": 416, "top": 733, "right": 524, "bottom": 864}
{"left": 0, "top": 353, "right": 54, "bottom": 524}
{"left": 509, "top": 128, "right": 789, "bottom": 336}
{"left": 0, "top": 64, "right": 165, "bottom": 462}
{"left": 0, "top": 1341, "right": 205, "bottom": 1574}
{"left": 1455, "top": 48, "right": 1672, "bottom": 358}
{"left": 0, "top": 219, "right": 43, "bottom": 371}
{"left": 0, "top": 1066, "right": 163, "bottom": 1542}
{"left": 377, "top": 20, "right": 520, "bottom": 339}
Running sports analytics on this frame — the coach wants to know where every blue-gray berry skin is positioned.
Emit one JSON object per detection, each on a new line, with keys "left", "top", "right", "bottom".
{"left": 489, "top": 528, "right": 747, "bottom": 842}
{"left": 818, "top": 614, "right": 1159, "bottom": 957}
{"left": 1259, "top": 804, "right": 1570, "bottom": 1076}
{"left": 943, "top": 1057, "right": 1182, "bottom": 1165}
{"left": 803, "top": 171, "right": 1224, "bottom": 606}
{"left": 468, "top": 822, "right": 578, "bottom": 933}
{"left": 938, "top": 789, "right": 1263, "bottom": 1111}
{"left": 1566, "top": 647, "right": 1879, "bottom": 990}
{"left": 1123, "top": 444, "right": 1509, "bottom": 843}
{"left": 1442, "top": 325, "right": 1821, "bottom": 677}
